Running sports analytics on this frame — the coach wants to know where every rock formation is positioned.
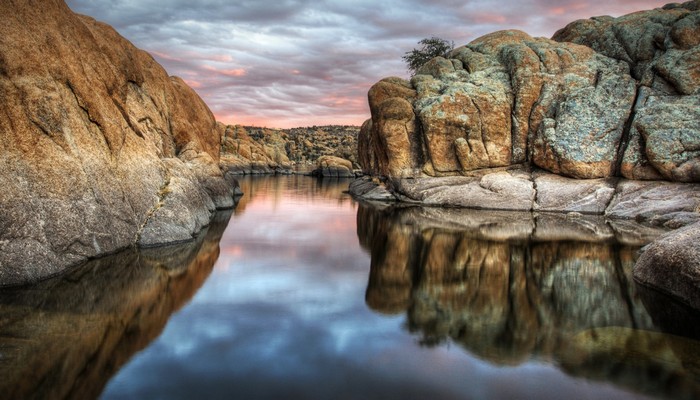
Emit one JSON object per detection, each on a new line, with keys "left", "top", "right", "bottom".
{"left": 219, "top": 124, "right": 293, "bottom": 174}
{"left": 310, "top": 155, "right": 355, "bottom": 178}
{"left": 354, "top": 1, "right": 700, "bottom": 309}
{"left": 359, "top": 1, "right": 699, "bottom": 182}
{"left": 553, "top": 1, "right": 700, "bottom": 182}
{"left": 219, "top": 124, "right": 359, "bottom": 174}
{"left": 0, "top": 0, "right": 235, "bottom": 285}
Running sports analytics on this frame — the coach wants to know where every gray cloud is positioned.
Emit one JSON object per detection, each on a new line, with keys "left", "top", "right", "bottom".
{"left": 66, "top": 0, "right": 670, "bottom": 128}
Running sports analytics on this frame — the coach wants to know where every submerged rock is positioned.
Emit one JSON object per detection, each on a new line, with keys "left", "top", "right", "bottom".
{"left": 0, "top": 0, "right": 234, "bottom": 285}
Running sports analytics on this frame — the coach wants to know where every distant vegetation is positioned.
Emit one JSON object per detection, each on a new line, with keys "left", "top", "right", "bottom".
{"left": 403, "top": 37, "right": 455, "bottom": 75}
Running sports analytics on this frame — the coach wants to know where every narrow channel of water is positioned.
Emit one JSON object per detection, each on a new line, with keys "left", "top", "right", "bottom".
{"left": 1, "top": 175, "right": 699, "bottom": 399}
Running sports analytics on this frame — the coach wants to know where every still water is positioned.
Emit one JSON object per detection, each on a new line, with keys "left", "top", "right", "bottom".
{"left": 1, "top": 175, "right": 700, "bottom": 399}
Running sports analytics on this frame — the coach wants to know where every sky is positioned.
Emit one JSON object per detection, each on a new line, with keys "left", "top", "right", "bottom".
{"left": 65, "top": 0, "right": 670, "bottom": 128}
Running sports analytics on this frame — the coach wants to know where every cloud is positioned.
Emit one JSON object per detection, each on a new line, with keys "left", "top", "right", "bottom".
{"left": 66, "top": 0, "right": 670, "bottom": 128}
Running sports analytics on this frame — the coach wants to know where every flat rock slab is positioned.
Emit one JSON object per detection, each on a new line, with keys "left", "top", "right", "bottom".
{"left": 606, "top": 180, "right": 700, "bottom": 228}
{"left": 534, "top": 172, "right": 617, "bottom": 214}
{"left": 349, "top": 177, "right": 396, "bottom": 201}
{"left": 354, "top": 172, "right": 700, "bottom": 230}
{"left": 393, "top": 170, "right": 535, "bottom": 210}
{"left": 634, "top": 222, "right": 700, "bottom": 309}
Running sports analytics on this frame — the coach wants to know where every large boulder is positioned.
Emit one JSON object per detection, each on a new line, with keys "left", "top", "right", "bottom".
{"left": 218, "top": 124, "right": 288, "bottom": 174}
{"left": 634, "top": 222, "right": 700, "bottom": 309}
{"left": 0, "top": 0, "right": 233, "bottom": 285}
{"left": 311, "top": 155, "right": 354, "bottom": 178}
{"left": 363, "top": 30, "right": 637, "bottom": 179}
{"left": 362, "top": 2, "right": 699, "bottom": 183}
{"left": 362, "top": 77, "right": 422, "bottom": 177}
{"left": 553, "top": 0, "right": 700, "bottom": 182}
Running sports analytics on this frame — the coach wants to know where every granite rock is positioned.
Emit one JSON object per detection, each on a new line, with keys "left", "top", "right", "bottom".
{"left": 0, "top": 0, "right": 233, "bottom": 285}
{"left": 634, "top": 221, "right": 700, "bottom": 309}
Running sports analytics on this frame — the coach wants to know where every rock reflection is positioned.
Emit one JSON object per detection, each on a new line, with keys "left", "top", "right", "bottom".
{"left": 0, "top": 210, "right": 232, "bottom": 400}
{"left": 235, "top": 174, "right": 354, "bottom": 214}
{"left": 359, "top": 203, "right": 700, "bottom": 400}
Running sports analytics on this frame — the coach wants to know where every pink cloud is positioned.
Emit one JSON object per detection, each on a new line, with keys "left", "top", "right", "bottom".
{"left": 550, "top": 7, "right": 566, "bottom": 15}
{"left": 183, "top": 79, "right": 202, "bottom": 88}
{"left": 471, "top": 12, "right": 507, "bottom": 24}
{"left": 202, "top": 65, "right": 247, "bottom": 77}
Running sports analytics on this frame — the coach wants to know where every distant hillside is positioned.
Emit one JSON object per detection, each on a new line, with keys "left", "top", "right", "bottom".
{"left": 219, "top": 124, "right": 359, "bottom": 174}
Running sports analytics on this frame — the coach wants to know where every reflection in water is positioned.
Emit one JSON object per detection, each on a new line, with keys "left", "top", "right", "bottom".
{"left": 235, "top": 174, "right": 354, "bottom": 215}
{"left": 358, "top": 203, "right": 700, "bottom": 400}
{"left": 7, "top": 175, "right": 700, "bottom": 400}
{"left": 0, "top": 210, "right": 232, "bottom": 400}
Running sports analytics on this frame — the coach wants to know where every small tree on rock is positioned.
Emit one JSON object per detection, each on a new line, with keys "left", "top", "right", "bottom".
{"left": 402, "top": 37, "right": 454, "bottom": 76}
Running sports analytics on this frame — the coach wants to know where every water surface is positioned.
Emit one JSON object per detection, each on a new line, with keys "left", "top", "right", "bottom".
{"left": 1, "top": 175, "right": 699, "bottom": 399}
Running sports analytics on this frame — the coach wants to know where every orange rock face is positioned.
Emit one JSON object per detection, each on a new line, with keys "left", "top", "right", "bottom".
{"left": 0, "top": 0, "right": 233, "bottom": 285}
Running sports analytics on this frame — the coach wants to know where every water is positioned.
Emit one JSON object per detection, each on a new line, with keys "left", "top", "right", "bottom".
{"left": 1, "top": 175, "right": 699, "bottom": 399}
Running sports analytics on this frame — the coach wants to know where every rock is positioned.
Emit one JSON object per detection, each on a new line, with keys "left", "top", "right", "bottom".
{"left": 0, "top": 210, "right": 230, "bottom": 400}
{"left": 357, "top": 119, "right": 374, "bottom": 173}
{"left": 391, "top": 170, "right": 535, "bottom": 210}
{"left": 552, "top": 1, "right": 700, "bottom": 90}
{"left": 362, "top": 77, "right": 423, "bottom": 177}
{"left": 218, "top": 124, "right": 288, "bottom": 174}
{"left": 354, "top": 3, "right": 700, "bottom": 310}
{"left": 553, "top": 1, "right": 700, "bottom": 182}
{"left": 137, "top": 159, "right": 216, "bottom": 246}
{"left": 634, "top": 221, "right": 700, "bottom": 309}
{"left": 605, "top": 180, "right": 700, "bottom": 228}
{"left": 534, "top": 171, "right": 616, "bottom": 214}
{"left": 361, "top": 2, "right": 699, "bottom": 184}
{"left": 0, "top": 0, "right": 234, "bottom": 285}
{"left": 348, "top": 177, "right": 396, "bottom": 202}
{"left": 311, "top": 155, "right": 354, "bottom": 178}
{"left": 630, "top": 93, "right": 700, "bottom": 182}
{"left": 362, "top": 30, "right": 637, "bottom": 180}
{"left": 219, "top": 124, "right": 360, "bottom": 174}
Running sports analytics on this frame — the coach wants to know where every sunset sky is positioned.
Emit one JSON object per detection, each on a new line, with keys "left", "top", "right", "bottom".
{"left": 66, "top": 0, "right": 669, "bottom": 128}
